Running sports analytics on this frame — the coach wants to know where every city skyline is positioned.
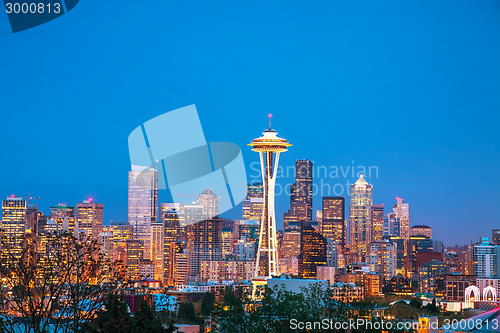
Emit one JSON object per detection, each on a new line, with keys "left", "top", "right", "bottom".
{"left": 2, "top": 1, "right": 499, "bottom": 246}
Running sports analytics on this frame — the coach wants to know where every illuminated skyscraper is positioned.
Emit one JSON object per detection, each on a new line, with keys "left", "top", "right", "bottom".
{"left": 128, "top": 166, "right": 158, "bottom": 261}
{"left": 50, "top": 204, "right": 76, "bottom": 234}
{"left": 367, "top": 239, "right": 397, "bottom": 281}
{"left": 298, "top": 221, "right": 327, "bottom": 279}
{"left": 126, "top": 239, "right": 144, "bottom": 281}
{"left": 99, "top": 231, "right": 113, "bottom": 261}
{"left": 283, "top": 202, "right": 308, "bottom": 229}
{"left": 1, "top": 196, "right": 27, "bottom": 258}
{"left": 321, "top": 197, "right": 346, "bottom": 252}
{"left": 112, "top": 222, "right": 133, "bottom": 262}
{"left": 283, "top": 223, "right": 301, "bottom": 259}
{"left": 186, "top": 218, "right": 223, "bottom": 279}
{"left": 393, "top": 198, "right": 410, "bottom": 242}
{"left": 493, "top": 229, "right": 500, "bottom": 245}
{"left": 349, "top": 175, "right": 373, "bottom": 263}
{"left": 221, "top": 227, "right": 234, "bottom": 258}
{"left": 248, "top": 116, "right": 291, "bottom": 297}
{"left": 76, "top": 199, "right": 104, "bottom": 240}
{"left": 151, "top": 221, "right": 164, "bottom": 281}
{"left": 196, "top": 189, "right": 220, "bottom": 219}
{"left": 242, "top": 183, "right": 264, "bottom": 221}
{"left": 290, "top": 160, "right": 313, "bottom": 221}
{"left": 411, "top": 225, "right": 432, "bottom": 239}
{"left": 371, "top": 204, "right": 384, "bottom": 241}
{"left": 237, "top": 219, "right": 260, "bottom": 243}
{"left": 383, "top": 211, "right": 399, "bottom": 237}
{"left": 160, "top": 203, "right": 185, "bottom": 224}
{"left": 247, "top": 182, "right": 264, "bottom": 198}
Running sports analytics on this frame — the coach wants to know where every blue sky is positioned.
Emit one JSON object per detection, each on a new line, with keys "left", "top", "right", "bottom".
{"left": 1, "top": 0, "right": 499, "bottom": 245}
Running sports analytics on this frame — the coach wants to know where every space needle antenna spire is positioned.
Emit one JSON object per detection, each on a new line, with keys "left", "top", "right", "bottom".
{"left": 248, "top": 115, "right": 291, "bottom": 299}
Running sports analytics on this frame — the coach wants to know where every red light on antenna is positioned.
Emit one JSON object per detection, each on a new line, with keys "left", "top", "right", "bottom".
{"left": 88, "top": 197, "right": 93, "bottom": 203}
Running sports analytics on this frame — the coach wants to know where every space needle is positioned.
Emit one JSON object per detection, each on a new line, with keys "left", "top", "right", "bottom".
{"left": 248, "top": 115, "right": 291, "bottom": 298}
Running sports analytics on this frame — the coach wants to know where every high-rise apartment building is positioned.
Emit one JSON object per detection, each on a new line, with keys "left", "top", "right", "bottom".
{"left": 76, "top": 200, "right": 104, "bottom": 240}
{"left": 290, "top": 160, "right": 313, "bottom": 221}
{"left": 321, "top": 197, "right": 346, "bottom": 251}
{"left": 174, "top": 250, "right": 190, "bottom": 285}
{"left": 349, "top": 176, "right": 373, "bottom": 263}
{"left": 186, "top": 218, "right": 223, "bottom": 278}
{"left": 418, "top": 259, "right": 447, "bottom": 294}
{"left": 371, "top": 204, "right": 384, "bottom": 242}
{"left": 128, "top": 166, "right": 158, "bottom": 261}
{"left": 473, "top": 237, "right": 500, "bottom": 279}
{"left": 366, "top": 239, "right": 397, "bottom": 281}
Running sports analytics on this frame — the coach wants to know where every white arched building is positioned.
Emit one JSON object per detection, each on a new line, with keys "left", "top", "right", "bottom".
{"left": 464, "top": 282, "right": 500, "bottom": 309}
{"left": 465, "top": 285, "right": 480, "bottom": 309}
{"left": 483, "top": 286, "right": 497, "bottom": 302}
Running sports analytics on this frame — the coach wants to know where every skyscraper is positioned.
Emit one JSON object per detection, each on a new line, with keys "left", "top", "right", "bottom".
{"left": 242, "top": 197, "right": 264, "bottom": 221}
{"left": 349, "top": 175, "right": 373, "bottom": 263}
{"left": 283, "top": 222, "right": 301, "bottom": 259}
{"left": 1, "top": 196, "right": 27, "bottom": 258}
{"left": 321, "top": 197, "right": 346, "bottom": 251}
{"left": 126, "top": 239, "right": 144, "bottom": 281}
{"left": 283, "top": 202, "right": 308, "bottom": 229}
{"left": 383, "top": 212, "right": 399, "bottom": 237}
{"left": 367, "top": 239, "right": 397, "bottom": 281}
{"left": 111, "top": 222, "right": 133, "bottom": 262}
{"left": 298, "top": 221, "right": 327, "bottom": 279}
{"left": 371, "top": 204, "right": 384, "bottom": 242}
{"left": 473, "top": 237, "right": 500, "bottom": 279}
{"left": 128, "top": 166, "right": 158, "bottom": 261}
{"left": 196, "top": 189, "right": 220, "bottom": 219}
{"left": 50, "top": 204, "right": 76, "bottom": 234}
{"left": 76, "top": 199, "right": 104, "bottom": 240}
{"left": 186, "top": 218, "right": 223, "bottom": 279}
{"left": 247, "top": 182, "right": 264, "bottom": 198}
{"left": 411, "top": 225, "right": 432, "bottom": 239}
{"left": 243, "top": 183, "right": 264, "bottom": 221}
{"left": 290, "top": 160, "right": 313, "bottom": 221}
{"left": 248, "top": 117, "right": 291, "bottom": 298}
{"left": 493, "top": 229, "right": 500, "bottom": 245}
{"left": 393, "top": 198, "right": 410, "bottom": 242}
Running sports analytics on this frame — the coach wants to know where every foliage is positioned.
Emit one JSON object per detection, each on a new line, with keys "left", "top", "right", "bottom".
{"left": 212, "top": 284, "right": 413, "bottom": 333}
{"left": 84, "top": 294, "right": 177, "bottom": 333}
{"left": 409, "top": 298, "right": 422, "bottom": 309}
{"left": 133, "top": 300, "right": 165, "bottom": 332}
{"left": 83, "top": 293, "right": 133, "bottom": 333}
{"left": 177, "top": 302, "right": 196, "bottom": 322}
{"left": 423, "top": 298, "right": 439, "bottom": 314}
{"left": 0, "top": 230, "right": 125, "bottom": 333}
{"left": 200, "top": 292, "right": 215, "bottom": 317}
